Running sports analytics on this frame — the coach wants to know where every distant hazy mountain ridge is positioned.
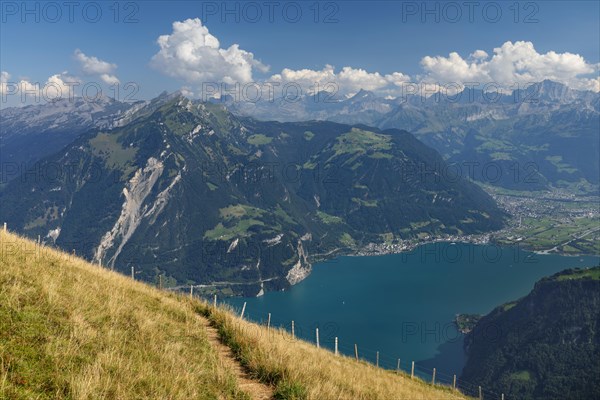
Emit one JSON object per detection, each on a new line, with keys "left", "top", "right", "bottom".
{"left": 221, "top": 80, "right": 600, "bottom": 192}
{"left": 0, "top": 96, "right": 137, "bottom": 182}
{"left": 3, "top": 80, "right": 597, "bottom": 191}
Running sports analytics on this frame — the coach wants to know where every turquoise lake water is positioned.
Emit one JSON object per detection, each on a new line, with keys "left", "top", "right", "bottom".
{"left": 225, "top": 242, "right": 599, "bottom": 383}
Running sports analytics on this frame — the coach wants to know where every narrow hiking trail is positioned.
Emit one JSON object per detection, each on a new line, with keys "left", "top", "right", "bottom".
{"left": 199, "top": 316, "right": 274, "bottom": 400}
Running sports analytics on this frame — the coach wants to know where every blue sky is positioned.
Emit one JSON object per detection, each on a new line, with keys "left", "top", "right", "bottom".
{"left": 1, "top": 1, "right": 599, "bottom": 104}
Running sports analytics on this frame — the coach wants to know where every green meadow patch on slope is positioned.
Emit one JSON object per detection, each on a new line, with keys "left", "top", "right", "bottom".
{"left": 332, "top": 128, "right": 392, "bottom": 158}
{"left": 247, "top": 134, "right": 273, "bottom": 146}
{"left": 316, "top": 211, "right": 344, "bottom": 224}
{"left": 89, "top": 132, "right": 137, "bottom": 171}
{"left": 204, "top": 205, "right": 267, "bottom": 241}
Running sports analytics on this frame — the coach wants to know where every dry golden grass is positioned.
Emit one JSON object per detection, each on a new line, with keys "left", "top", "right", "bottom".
{"left": 0, "top": 230, "right": 249, "bottom": 400}
{"left": 195, "top": 302, "right": 470, "bottom": 400}
{"left": 1, "top": 230, "right": 471, "bottom": 399}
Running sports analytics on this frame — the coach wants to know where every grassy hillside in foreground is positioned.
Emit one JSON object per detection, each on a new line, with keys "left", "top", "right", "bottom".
{"left": 0, "top": 230, "right": 247, "bottom": 400}
{"left": 0, "top": 230, "right": 469, "bottom": 399}
{"left": 196, "top": 304, "right": 468, "bottom": 400}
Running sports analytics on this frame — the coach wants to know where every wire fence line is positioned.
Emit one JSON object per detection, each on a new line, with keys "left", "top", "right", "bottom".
{"left": 1, "top": 224, "right": 506, "bottom": 400}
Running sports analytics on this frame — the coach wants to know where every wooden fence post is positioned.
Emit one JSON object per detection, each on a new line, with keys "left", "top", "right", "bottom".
{"left": 432, "top": 368, "right": 436, "bottom": 385}
{"left": 3, "top": 222, "right": 6, "bottom": 232}
{"left": 240, "top": 302, "right": 246, "bottom": 319}
{"left": 131, "top": 266, "right": 135, "bottom": 280}
{"left": 354, "top": 344, "right": 359, "bottom": 361}
{"left": 501, "top": 394, "right": 504, "bottom": 400}
{"left": 213, "top": 294, "right": 217, "bottom": 308}
{"left": 159, "top": 275, "right": 163, "bottom": 289}
{"left": 291, "top": 321, "right": 295, "bottom": 338}
{"left": 396, "top": 359, "right": 401, "bottom": 374}
{"left": 376, "top": 351, "right": 379, "bottom": 367}
{"left": 335, "top": 337, "right": 338, "bottom": 355}
{"left": 411, "top": 361, "right": 415, "bottom": 379}
{"left": 453, "top": 374, "right": 456, "bottom": 390}
{"left": 479, "top": 386, "right": 482, "bottom": 399}
{"left": 316, "top": 328, "right": 320, "bottom": 348}
{"left": 190, "top": 285, "right": 194, "bottom": 298}
{"left": 267, "top": 313, "right": 271, "bottom": 331}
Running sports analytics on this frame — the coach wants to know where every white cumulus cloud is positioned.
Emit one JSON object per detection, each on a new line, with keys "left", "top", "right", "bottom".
{"left": 269, "top": 65, "right": 411, "bottom": 96}
{"left": 470, "top": 50, "right": 489, "bottom": 60}
{"left": 151, "top": 19, "right": 599, "bottom": 97}
{"left": 1, "top": 71, "right": 83, "bottom": 105}
{"left": 44, "top": 73, "right": 83, "bottom": 97}
{"left": 74, "top": 49, "right": 120, "bottom": 85}
{"left": 420, "top": 41, "right": 598, "bottom": 91}
{"left": 150, "top": 18, "right": 268, "bottom": 85}
{"left": 99, "top": 73, "right": 120, "bottom": 85}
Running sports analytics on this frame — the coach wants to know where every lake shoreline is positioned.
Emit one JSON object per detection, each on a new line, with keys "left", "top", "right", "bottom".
{"left": 315, "top": 233, "right": 599, "bottom": 266}
{"left": 227, "top": 244, "right": 599, "bottom": 378}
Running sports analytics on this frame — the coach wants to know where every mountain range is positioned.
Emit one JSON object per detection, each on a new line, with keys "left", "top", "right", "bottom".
{"left": 222, "top": 80, "right": 600, "bottom": 192}
{"left": 1, "top": 80, "right": 597, "bottom": 294}
{"left": 0, "top": 96, "right": 140, "bottom": 183}
{"left": 3, "top": 80, "right": 597, "bottom": 192}
{"left": 0, "top": 93, "right": 504, "bottom": 295}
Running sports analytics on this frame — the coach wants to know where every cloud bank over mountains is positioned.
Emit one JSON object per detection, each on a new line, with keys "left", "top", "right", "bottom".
{"left": 0, "top": 70, "right": 82, "bottom": 101}
{"left": 150, "top": 18, "right": 599, "bottom": 97}
{"left": 1, "top": 50, "right": 120, "bottom": 103}
{"left": 420, "top": 41, "right": 599, "bottom": 92}
{"left": 2, "top": 17, "right": 598, "bottom": 106}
